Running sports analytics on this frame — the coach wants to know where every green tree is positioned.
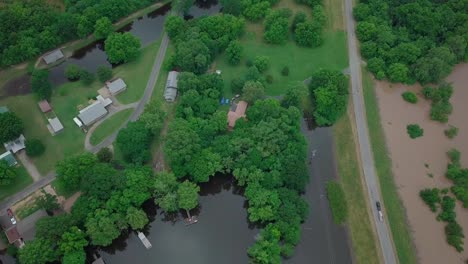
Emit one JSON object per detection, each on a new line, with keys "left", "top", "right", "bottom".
{"left": 406, "top": 124, "right": 424, "bottom": 139}
{"left": 281, "top": 85, "right": 307, "bottom": 108}
{"left": 159, "top": 192, "right": 179, "bottom": 213}
{"left": 263, "top": 9, "right": 290, "bottom": 44}
{"left": 387, "top": 63, "right": 409, "bottom": 83}
{"left": 173, "top": 0, "right": 195, "bottom": 14}
{"left": 97, "top": 65, "right": 113, "bottom": 83}
{"left": 56, "top": 153, "right": 98, "bottom": 193}
{"left": 173, "top": 39, "right": 211, "bottom": 74}
{"left": 0, "top": 112, "right": 24, "bottom": 143}
{"left": 140, "top": 100, "right": 167, "bottom": 135}
{"left": 18, "top": 238, "right": 59, "bottom": 264}
{"left": 226, "top": 40, "right": 243, "bottom": 65}
{"left": 188, "top": 149, "right": 222, "bottom": 182}
{"left": 291, "top": 12, "right": 306, "bottom": 32}
{"left": 177, "top": 180, "right": 200, "bottom": 219}
{"left": 62, "top": 251, "right": 86, "bottom": 264}
{"left": 294, "top": 22, "right": 323, "bottom": 47}
{"left": 242, "top": 81, "right": 265, "bottom": 104}
{"left": 85, "top": 209, "right": 121, "bottom": 246}
{"left": 401, "top": 91, "right": 418, "bottom": 104}
{"left": 65, "top": 64, "right": 82, "bottom": 81}
{"left": 36, "top": 214, "right": 76, "bottom": 241}
{"left": 94, "top": 17, "right": 114, "bottom": 39}
{"left": 245, "top": 184, "right": 280, "bottom": 223}
{"left": 116, "top": 121, "right": 152, "bottom": 164}
{"left": 96, "top": 147, "right": 113, "bottom": 163}
{"left": 165, "top": 15, "right": 185, "bottom": 39}
{"left": 326, "top": 181, "right": 348, "bottom": 224}
{"left": 80, "top": 70, "right": 95, "bottom": 85}
{"left": 221, "top": 0, "right": 242, "bottom": 15}
{"left": 105, "top": 32, "right": 141, "bottom": 64}
{"left": 31, "top": 69, "right": 52, "bottom": 100}
{"left": 248, "top": 224, "right": 281, "bottom": 264}
{"left": 25, "top": 138, "right": 45, "bottom": 157}
{"left": 154, "top": 172, "right": 180, "bottom": 212}
{"left": 253, "top": 56, "right": 269, "bottom": 72}
{"left": 80, "top": 163, "right": 122, "bottom": 201}
{"left": 59, "top": 227, "right": 88, "bottom": 254}
{"left": 413, "top": 47, "right": 456, "bottom": 84}
{"left": 37, "top": 192, "right": 60, "bottom": 213}
{"left": 419, "top": 188, "right": 440, "bottom": 212}
{"left": 0, "top": 160, "right": 16, "bottom": 186}
{"left": 126, "top": 207, "right": 149, "bottom": 230}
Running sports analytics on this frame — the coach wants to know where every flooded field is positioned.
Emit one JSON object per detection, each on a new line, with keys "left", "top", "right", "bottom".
{"left": 374, "top": 64, "right": 468, "bottom": 263}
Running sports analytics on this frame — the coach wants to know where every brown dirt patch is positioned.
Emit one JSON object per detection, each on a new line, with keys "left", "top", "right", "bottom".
{"left": 0, "top": 75, "right": 31, "bottom": 99}
{"left": 374, "top": 64, "right": 468, "bottom": 263}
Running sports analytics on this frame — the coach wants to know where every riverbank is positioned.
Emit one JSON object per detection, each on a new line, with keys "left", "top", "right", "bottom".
{"left": 372, "top": 63, "right": 468, "bottom": 263}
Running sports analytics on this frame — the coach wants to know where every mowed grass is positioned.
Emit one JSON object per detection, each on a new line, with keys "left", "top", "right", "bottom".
{"left": 90, "top": 108, "right": 133, "bottom": 145}
{"left": 215, "top": 30, "right": 348, "bottom": 97}
{"left": 362, "top": 68, "right": 417, "bottom": 264}
{"left": 0, "top": 166, "right": 33, "bottom": 202}
{"left": 333, "top": 112, "right": 380, "bottom": 264}
{"left": 114, "top": 40, "right": 162, "bottom": 104}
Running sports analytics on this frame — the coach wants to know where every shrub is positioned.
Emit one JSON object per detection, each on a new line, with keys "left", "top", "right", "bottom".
{"left": 401, "top": 91, "right": 418, "bottom": 104}
{"left": 438, "top": 196, "right": 456, "bottom": 222}
{"left": 253, "top": 56, "right": 269, "bottom": 72}
{"left": 291, "top": 12, "right": 306, "bottom": 32}
{"left": 96, "top": 147, "right": 113, "bottom": 163}
{"left": 246, "top": 59, "right": 253, "bottom": 67}
{"left": 406, "top": 124, "right": 423, "bottom": 139}
{"left": 231, "top": 77, "right": 245, "bottom": 94}
{"left": 419, "top": 188, "right": 440, "bottom": 212}
{"left": 444, "top": 126, "right": 458, "bottom": 139}
{"left": 226, "top": 40, "right": 243, "bottom": 65}
{"left": 422, "top": 83, "right": 453, "bottom": 123}
{"left": 266, "top": 74, "right": 273, "bottom": 84}
{"left": 65, "top": 64, "right": 81, "bottom": 81}
{"left": 326, "top": 181, "right": 348, "bottom": 224}
{"left": 97, "top": 65, "right": 113, "bottom": 83}
{"left": 25, "top": 139, "right": 46, "bottom": 157}
{"left": 281, "top": 66, "right": 289, "bottom": 76}
{"left": 447, "top": 149, "right": 460, "bottom": 164}
{"left": 445, "top": 221, "right": 464, "bottom": 252}
{"left": 80, "top": 70, "right": 95, "bottom": 85}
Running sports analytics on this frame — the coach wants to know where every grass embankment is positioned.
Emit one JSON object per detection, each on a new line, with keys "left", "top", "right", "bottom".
{"left": 362, "top": 68, "right": 417, "bottom": 264}
{"left": 0, "top": 167, "right": 32, "bottom": 202}
{"left": 333, "top": 113, "right": 380, "bottom": 263}
{"left": 90, "top": 109, "right": 133, "bottom": 145}
{"left": 326, "top": 180, "right": 348, "bottom": 225}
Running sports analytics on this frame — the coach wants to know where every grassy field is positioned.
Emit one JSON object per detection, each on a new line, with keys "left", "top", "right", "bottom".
{"left": 90, "top": 109, "right": 133, "bottom": 145}
{"left": 333, "top": 112, "right": 380, "bottom": 264}
{"left": 213, "top": 0, "right": 348, "bottom": 97}
{"left": 114, "top": 39, "right": 162, "bottom": 104}
{"left": 362, "top": 68, "right": 417, "bottom": 264}
{"left": 0, "top": 166, "right": 33, "bottom": 202}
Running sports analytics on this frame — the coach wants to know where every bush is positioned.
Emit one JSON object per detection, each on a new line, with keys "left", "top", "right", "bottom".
{"left": 246, "top": 59, "right": 253, "bottom": 67}
{"left": 401, "top": 91, "right": 418, "bottom": 104}
{"left": 226, "top": 40, "right": 243, "bottom": 65}
{"left": 445, "top": 221, "right": 464, "bottom": 252}
{"left": 231, "top": 77, "right": 245, "bottom": 94}
{"left": 25, "top": 139, "right": 46, "bottom": 157}
{"left": 65, "top": 64, "right": 81, "bottom": 81}
{"left": 447, "top": 149, "right": 460, "bottom": 164}
{"left": 291, "top": 12, "right": 306, "bottom": 32}
{"left": 281, "top": 66, "right": 289, "bottom": 76}
{"left": 406, "top": 124, "right": 423, "bottom": 139}
{"left": 266, "top": 74, "right": 273, "bottom": 84}
{"left": 419, "top": 188, "right": 440, "bottom": 212}
{"left": 326, "top": 181, "right": 348, "bottom": 224}
{"left": 444, "top": 126, "right": 458, "bottom": 139}
{"left": 97, "top": 65, "right": 113, "bottom": 83}
{"left": 438, "top": 196, "right": 456, "bottom": 222}
{"left": 80, "top": 70, "right": 95, "bottom": 85}
{"left": 422, "top": 83, "right": 453, "bottom": 123}
{"left": 96, "top": 147, "right": 113, "bottom": 163}
{"left": 253, "top": 56, "right": 270, "bottom": 72}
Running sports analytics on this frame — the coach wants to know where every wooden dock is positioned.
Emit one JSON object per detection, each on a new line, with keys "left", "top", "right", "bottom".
{"left": 137, "top": 232, "right": 152, "bottom": 249}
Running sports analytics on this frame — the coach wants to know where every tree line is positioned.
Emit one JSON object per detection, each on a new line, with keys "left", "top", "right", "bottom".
{"left": 354, "top": 0, "right": 467, "bottom": 84}
{"left": 0, "top": 0, "right": 153, "bottom": 67}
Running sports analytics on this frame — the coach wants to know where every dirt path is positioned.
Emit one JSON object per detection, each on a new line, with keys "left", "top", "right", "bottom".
{"left": 16, "top": 151, "right": 42, "bottom": 182}
{"left": 374, "top": 64, "right": 468, "bottom": 264}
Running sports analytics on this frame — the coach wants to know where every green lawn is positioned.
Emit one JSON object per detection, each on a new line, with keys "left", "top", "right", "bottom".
{"left": 114, "top": 40, "right": 162, "bottom": 104}
{"left": 333, "top": 112, "right": 380, "bottom": 264}
{"left": 362, "top": 68, "right": 417, "bottom": 264}
{"left": 0, "top": 166, "right": 33, "bottom": 202}
{"left": 90, "top": 108, "right": 133, "bottom": 145}
{"left": 215, "top": 30, "right": 348, "bottom": 97}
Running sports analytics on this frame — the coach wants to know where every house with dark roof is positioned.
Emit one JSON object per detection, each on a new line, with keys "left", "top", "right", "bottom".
{"left": 42, "top": 49, "right": 64, "bottom": 65}
{"left": 0, "top": 151, "right": 17, "bottom": 166}
{"left": 164, "top": 71, "right": 179, "bottom": 102}
{"left": 77, "top": 101, "right": 108, "bottom": 127}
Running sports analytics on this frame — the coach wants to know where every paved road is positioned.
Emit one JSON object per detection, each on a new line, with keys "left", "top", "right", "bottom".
{"left": 285, "top": 122, "right": 352, "bottom": 264}
{"left": 0, "top": 34, "right": 170, "bottom": 211}
{"left": 343, "top": 0, "right": 398, "bottom": 263}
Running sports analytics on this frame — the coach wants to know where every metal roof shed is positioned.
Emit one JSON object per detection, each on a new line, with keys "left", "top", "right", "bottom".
{"left": 48, "top": 117, "right": 64, "bottom": 134}
{"left": 107, "top": 78, "right": 127, "bottom": 95}
{"left": 42, "top": 49, "right": 64, "bottom": 65}
{"left": 38, "top": 100, "right": 52, "bottom": 113}
{"left": 164, "top": 71, "right": 179, "bottom": 102}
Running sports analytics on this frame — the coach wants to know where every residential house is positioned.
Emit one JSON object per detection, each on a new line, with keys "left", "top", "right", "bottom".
{"left": 227, "top": 101, "right": 248, "bottom": 129}
{"left": 0, "top": 210, "right": 48, "bottom": 248}
{"left": 77, "top": 101, "right": 108, "bottom": 127}
{"left": 3, "top": 134, "right": 26, "bottom": 154}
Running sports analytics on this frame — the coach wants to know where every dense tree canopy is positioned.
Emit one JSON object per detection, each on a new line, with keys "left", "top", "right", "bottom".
{"left": 105, "top": 32, "right": 141, "bottom": 64}
{"left": 0, "top": 161, "right": 16, "bottom": 186}
{"left": 354, "top": 0, "right": 467, "bottom": 83}
{"left": 94, "top": 17, "right": 114, "bottom": 39}
{"left": 309, "top": 69, "right": 348, "bottom": 126}
{"left": 0, "top": 111, "right": 24, "bottom": 143}
{"left": 116, "top": 121, "right": 152, "bottom": 164}
{"left": 263, "top": 9, "right": 291, "bottom": 44}
{"left": 56, "top": 153, "right": 98, "bottom": 193}
{"left": 31, "top": 69, "right": 52, "bottom": 100}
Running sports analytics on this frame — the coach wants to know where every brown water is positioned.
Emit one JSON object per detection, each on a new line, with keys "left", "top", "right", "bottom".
{"left": 374, "top": 64, "right": 468, "bottom": 263}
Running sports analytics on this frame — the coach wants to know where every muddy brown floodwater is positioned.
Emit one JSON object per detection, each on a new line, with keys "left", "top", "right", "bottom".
{"left": 374, "top": 63, "right": 468, "bottom": 264}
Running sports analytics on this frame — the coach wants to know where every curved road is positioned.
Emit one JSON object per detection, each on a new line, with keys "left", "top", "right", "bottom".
{"left": 0, "top": 34, "right": 170, "bottom": 211}
{"left": 343, "top": 0, "right": 398, "bottom": 263}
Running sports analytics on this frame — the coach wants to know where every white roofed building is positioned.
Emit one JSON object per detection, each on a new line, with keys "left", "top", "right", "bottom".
{"left": 77, "top": 102, "right": 108, "bottom": 127}
{"left": 106, "top": 78, "right": 127, "bottom": 95}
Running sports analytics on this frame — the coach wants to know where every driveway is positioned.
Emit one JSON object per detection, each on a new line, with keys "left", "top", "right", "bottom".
{"left": 16, "top": 151, "right": 41, "bottom": 182}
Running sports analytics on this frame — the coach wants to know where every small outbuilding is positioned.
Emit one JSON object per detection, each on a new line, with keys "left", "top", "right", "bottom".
{"left": 42, "top": 49, "right": 64, "bottom": 65}
{"left": 0, "top": 106, "right": 8, "bottom": 113}
{"left": 227, "top": 101, "right": 248, "bottom": 129}
{"left": 164, "top": 71, "right": 179, "bottom": 102}
{"left": 38, "top": 100, "right": 52, "bottom": 113}
{"left": 48, "top": 117, "right": 64, "bottom": 135}
{"left": 3, "top": 134, "right": 26, "bottom": 154}
{"left": 106, "top": 78, "right": 127, "bottom": 95}
{"left": 0, "top": 151, "right": 17, "bottom": 167}
{"left": 77, "top": 101, "right": 108, "bottom": 127}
